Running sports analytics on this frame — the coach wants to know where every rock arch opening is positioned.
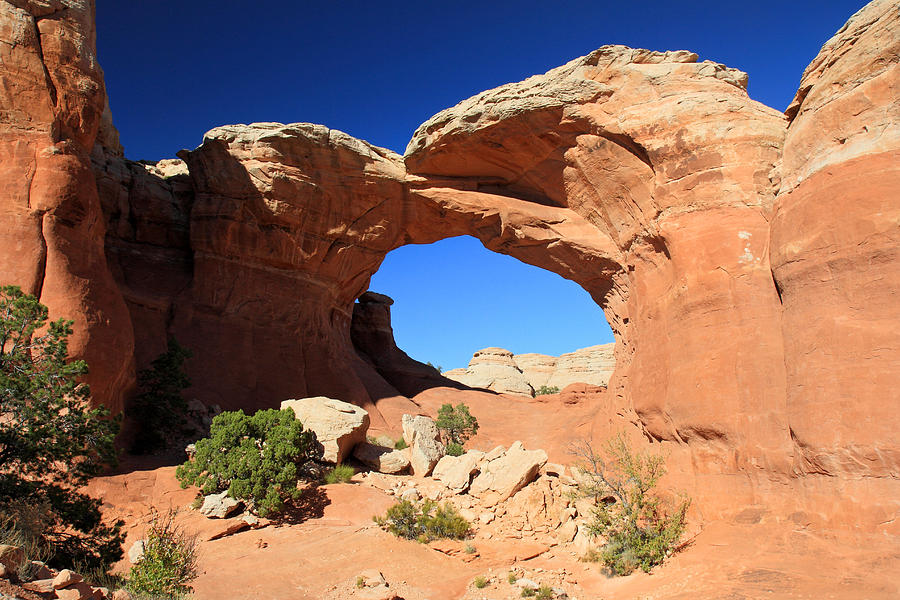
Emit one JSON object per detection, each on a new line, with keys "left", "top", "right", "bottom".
{"left": 356, "top": 234, "right": 616, "bottom": 397}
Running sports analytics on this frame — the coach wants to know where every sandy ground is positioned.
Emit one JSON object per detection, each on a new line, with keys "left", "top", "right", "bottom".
{"left": 84, "top": 387, "right": 899, "bottom": 600}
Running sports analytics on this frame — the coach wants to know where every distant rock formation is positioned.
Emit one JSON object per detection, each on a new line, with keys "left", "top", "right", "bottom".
{"left": 443, "top": 344, "right": 615, "bottom": 396}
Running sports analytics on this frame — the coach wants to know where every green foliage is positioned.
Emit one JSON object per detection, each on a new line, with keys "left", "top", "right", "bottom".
{"left": 572, "top": 434, "right": 689, "bottom": 575}
{"left": 393, "top": 437, "right": 408, "bottom": 450}
{"left": 425, "top": 361, "right": 443, "bottom": 373}
{"left": 324, "top": 464, "right": 355, "bottom": 484}
{"left": 128, "top": 338, "right": 192, "bottom": 454}
{"left": 464, "top": 543, "right": 476, "bottom": 554}
{"left": 474, "top": 575, "right": 488, "bottom": 589}
{"left": 435, "top": 403, "right": 479, "bottom": 446}
{"left": 0, "top": 285, "right": 123, "bottom": 571}
{"left": 127, "top": 509, "right": 198, "bottom": 599}
{"left": 521, "top": 587, "right": 536, "bottom": 598}
{"left": 536, "top": 585, "right": 555, "bottom": 599}
{"left": 445, "top": 442, "right": 464, "bottom": 457}
{"left": 373, "top": 499, "right": 470, "bottom": 542}
{"left": 356, "top": 576, "right": 365, "bottom": 589}
{"left": 534, "top": 385, "right": 560, "bottom": 397}
{"left": 507, "top": 572, "right": 518, "bottom": 584}
{"left": 175, "top": 408, "right": 321, "bottom": 517}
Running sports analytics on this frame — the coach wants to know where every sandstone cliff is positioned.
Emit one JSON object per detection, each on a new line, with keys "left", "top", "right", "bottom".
{"left": 0, "top": 0, "right": 134, "bottom": 413}
{"left": 0, "top": 0, "right": 897, "bottom": 535}
{"left": 443, "top": 344, "right": 615, "bottom": 395}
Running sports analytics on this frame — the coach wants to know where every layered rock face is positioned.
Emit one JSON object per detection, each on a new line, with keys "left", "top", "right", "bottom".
{"left": 443, "top": 344, "right": 615, "bottom": 395}
{"left": 772, "top": 0, "right": 900, "bottom": 483}
{"left": 1, "top": 0, "right": 896, "bottom": 533}
{"left": 405, "top": 45, "right": 792, "bottom": 479}
{"left": 0, "top": 0, "right": 134, "bottom": 413}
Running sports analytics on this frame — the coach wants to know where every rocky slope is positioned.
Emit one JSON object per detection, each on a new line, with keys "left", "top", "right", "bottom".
{"left": 0, "top": 0, "right": 897, "bottom": 540}
{"left": 443, "top": 344, "right": 615, "bottom": 395}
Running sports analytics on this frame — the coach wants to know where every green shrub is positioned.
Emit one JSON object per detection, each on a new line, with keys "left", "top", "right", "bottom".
{"left": 127, "top": 510, "right": 198, "bottom": 599}
{"left": 464, "top": 543, "right": 476, "bottom": 554}
{"left": 0, "top": 508, "right": 50, "bottom": 580}
{"left": 0, "top": 285, "right": 124, "bottom": 571}
{"left": 445, "top": 442, "right": 464, "bottom": 456}
{"left": 324, "top": 464, "right": 355, "bottom": 484}
{"left": 435, "top": 403, "right": 479, "bottom": 446}
{"left": 374, "top": 499, "right": 470, "bottom": 542}
{"left": 508, "top": 572, "right": 517, "bottom": 584}
{"left": 394, "top": 438, "right": 408, "bottom": 450}
{"left": 534, "top": 385, "right": 560, "bottom": 396}
{"left": 572, "top": 434, "right": 689, "bottom": 575}
{"left": 356, "top": 575, "right": 365, "bottom": 589}
{"left": 521, "top": 587, "right": 536, "bottom": 598}
{"left": 175, "top": 408, "right": 321, "bottom": 517}
{"left": 128, "top": 338, "right": 192, "bottom": 454}
{"left": 536, "top": 585, "right": 555, "bottom": 599}
{"left": 474, "top": 575, "right": 488, "bottom": 589}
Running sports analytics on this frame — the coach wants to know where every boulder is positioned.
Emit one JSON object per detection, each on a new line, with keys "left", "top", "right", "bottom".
{"left": 24, "top": 578, "right": 56, "bottom": 594}
{"left": 399, "top": 488, "right": 420, "bottom": 502}
{"left": 207, "top": 518, "right": 250, "bottom": 541}
{"left": 354, "top": 569, "right": 399, "bottom": 600}
{"left": 353, "top": 442, "right": 410, "bottom": 474}
{"left": 0, "top": 545, "right": 23, "bottom": 575}
{"left": 469, "top": 441, "right": 548, "bottom": 506}
{"left": 401, "top": 415, "right": 444, "bottom": 476}
{"left": 53, "top": 569, "right": 83, "bottom": 589}
{"left": 431, "top": 450, "right": 484, "bottom": 494}
{"left": 54, "top": 581, "right": 95, "bottom": 600}
{"left": 200, "top": 491, "right": 243, "bottom": 519}
{"left": 281, "top": 397, "right": 369, "bottom": 463}
{"left": 373, "top": 435, "right": 396, "bottom": 448}
{"left": 29, "top": 561, "right": 53, "bottom": 580}
{"left": 127, "top": 540, "right": 145, "bottom": 564}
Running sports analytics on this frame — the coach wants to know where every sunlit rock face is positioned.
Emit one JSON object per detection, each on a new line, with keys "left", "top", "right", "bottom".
{"left": 443, "top": 344, "right": 615, "bottom": 395}
{"left": 0, "top": 0, "right": 134, "bottom": 413}
{"left": 1, "top": 0, "right": 896, "bottom": 531}
{"left": 771, "top": 0, "right": 900, "bottom": 482}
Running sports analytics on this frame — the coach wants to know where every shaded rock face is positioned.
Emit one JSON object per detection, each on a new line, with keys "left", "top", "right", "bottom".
{"left": 0, "top": 1, "right": 896, "bottom": 532}
{"left": 350, "top": 291, "right": 460, "bottom": 398}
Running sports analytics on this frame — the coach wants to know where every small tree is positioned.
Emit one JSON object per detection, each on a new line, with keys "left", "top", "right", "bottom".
{"left": 435, "top": 403, "right": 479, "bottom": 446}
{"left": 128, "top": 338, "right": 192, "bottom": 454}
{"left": 128, "top": 509, "right": 198, "bottom": 599}
{"left": 571, "top": 434, "right": 689, "bottom": 575}
{"left": 0, "top": 285, "right": 123, "bottom": 570}
{"left": 176, "top": 408, "right": 320, "bottom": 517}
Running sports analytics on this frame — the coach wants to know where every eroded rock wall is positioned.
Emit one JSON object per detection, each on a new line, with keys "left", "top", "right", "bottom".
{"left": 769, "top": 0, "right": 899, "bottom": 524}
{"left": 404, "top": 45, "right": 793, "bottom": 486}
{"left": 0, "top": 0, "right": 134, "bottom": 413}
{"left": 1, "top": 0, "right": 896, "bottom": 533}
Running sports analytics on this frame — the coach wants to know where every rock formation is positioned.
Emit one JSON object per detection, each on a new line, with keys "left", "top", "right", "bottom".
{"left": 443, "top": 344, "right": 615, "bottom": 395}
{"left": 0, "top": 0, "right": 135, "bottom": 413}
{"left": 0, "top": 0, "right": 896, "bottom": 537}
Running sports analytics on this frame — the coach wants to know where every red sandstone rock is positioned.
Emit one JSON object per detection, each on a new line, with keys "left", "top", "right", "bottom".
{"left": 0, "top": 0, "right": 134, "bottom": 413}
{"left": 771, "top": 0, "right": 900, "bottom": 483}
{"left": 0, "top": 0, "right": 896, "bottom": 549}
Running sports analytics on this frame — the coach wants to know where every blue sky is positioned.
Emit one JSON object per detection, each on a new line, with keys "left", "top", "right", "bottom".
{"left": 96, "top": 0, "right": 865, "bottom": 370}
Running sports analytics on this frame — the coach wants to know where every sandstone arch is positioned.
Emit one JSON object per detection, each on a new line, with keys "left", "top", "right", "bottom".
{"left": 1, "top": 0, "right": 897, "bottom": 531}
